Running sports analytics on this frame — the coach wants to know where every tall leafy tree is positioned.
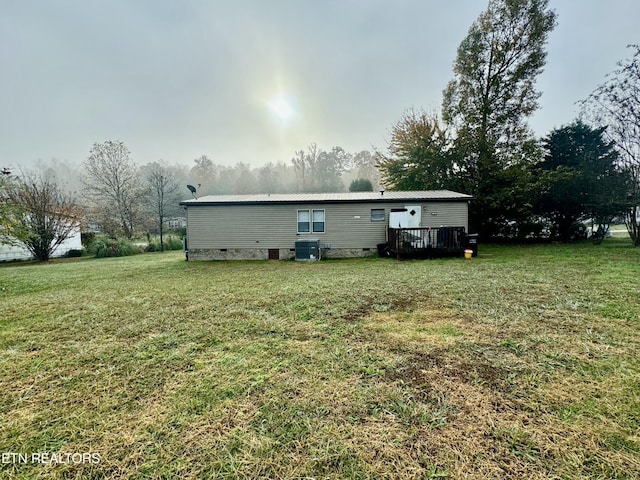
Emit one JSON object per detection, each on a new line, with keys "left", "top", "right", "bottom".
{"left": 82, "top": 140, "right": 143, "bottom": 239}
{"left": 442, "top": 0, "right": 556, "bottom": 238}
{"left": 316, "top": 147, "right": 350, "bottom": 192}
{"left": 581, "top": 45, "right": 640, "bottom": 245}
{"left": 376, "top": 109, "right": 454, "bottom": 191}
{"left": 535, "top": 121, "right": 630, "bottom": 242}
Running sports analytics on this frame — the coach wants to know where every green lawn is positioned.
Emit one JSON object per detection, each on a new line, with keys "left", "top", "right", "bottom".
{"left": 1, "top": 242, "right": 639, "bottom": 479}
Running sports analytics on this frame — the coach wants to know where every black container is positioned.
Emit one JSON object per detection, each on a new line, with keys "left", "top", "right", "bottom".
{"left": 377, "top": 243, "right": 391, "bottom": 257}
{"left": 465, "top": 233, "right": 479, "bottom": 257}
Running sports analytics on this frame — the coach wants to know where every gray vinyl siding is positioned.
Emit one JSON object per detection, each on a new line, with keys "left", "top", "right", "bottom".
{"left": 188, "top": 204, "right": 291, "bottom": 249}
{"left": 187, "top": 201, "right": 468, "bottom": 250}
{"left": 420, "top": 202, "right": 468, "bottom": 229}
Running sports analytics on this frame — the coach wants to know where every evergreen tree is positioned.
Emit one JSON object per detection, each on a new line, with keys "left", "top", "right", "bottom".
{"left": 535, "top": 121, "right": 630, "bottom": 241}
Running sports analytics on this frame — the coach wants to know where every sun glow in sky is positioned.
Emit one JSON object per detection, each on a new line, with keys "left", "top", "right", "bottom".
{"left": 268, "top": 93, "right": 296, "bottom": 124}
{"left": 3, "top": 1, "right": 640, "bottom": 168}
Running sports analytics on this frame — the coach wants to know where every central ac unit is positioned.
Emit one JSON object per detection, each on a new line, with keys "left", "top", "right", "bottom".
{"left": 295, "top": 239, "right": 320, "bottom": 261}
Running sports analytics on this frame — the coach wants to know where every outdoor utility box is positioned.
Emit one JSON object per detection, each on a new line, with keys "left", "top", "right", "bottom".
{"left": 465, "top": 233, "right": 479, "bottom": 257}
{"left": 295, "top": 239, "right": 320, "bottom": 261}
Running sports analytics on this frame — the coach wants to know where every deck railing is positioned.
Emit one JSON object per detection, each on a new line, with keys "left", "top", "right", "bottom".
{"left": 387, "top": 226, "right": 466, "bottom": 259}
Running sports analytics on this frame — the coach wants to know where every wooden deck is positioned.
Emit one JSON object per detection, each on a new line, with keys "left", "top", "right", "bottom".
{"left": 387, "top": 226, "right": 466, "bottom": 259}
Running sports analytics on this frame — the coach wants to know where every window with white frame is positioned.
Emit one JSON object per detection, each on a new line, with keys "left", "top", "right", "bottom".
{"left": 312, "top": 209, "right": 325, "bottom": 233}
{"left": 297, "top": 210, "right": 310, "bottom": 233}
{"left": 297, "top": 209, "right": 325, "bottom": 233}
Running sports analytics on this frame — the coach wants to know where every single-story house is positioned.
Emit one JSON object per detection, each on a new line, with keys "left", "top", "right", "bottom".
{"left": 180, "top": 190, "right": 472, "bottom": 260}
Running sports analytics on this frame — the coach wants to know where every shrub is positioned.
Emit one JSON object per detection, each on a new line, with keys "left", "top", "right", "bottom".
{"left": 144, "top": 237, "right": 184, "bottom": 252}
{"left": 88, "top": 238, "right": 142, "bottom": 258}
{"left": 65, "top": 249, "right": 83, "bottom": 258}
{"left": 164, "top": 237, "right": 184, "bottom": 251}
{"left": 86, "top": 239, "right": 105, "bottom": 257}
{"left": 117, "top": 239, "right": 140, "bottom": 256}
{"left": 145, "top": 243, "right": 160, "bottom": 253}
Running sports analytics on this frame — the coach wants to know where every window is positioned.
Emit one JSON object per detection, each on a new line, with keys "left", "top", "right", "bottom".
{"left": 297, "top": 210, "right": 310, "bottom": 233}
{"left": 371, "top": 208, "right": 385, "bottom": 222}
{"left": 312, "top": 209, "right": 325, "bottom": 233}
{"left": 298, "top": 209, "right": 325, "bottom": 233}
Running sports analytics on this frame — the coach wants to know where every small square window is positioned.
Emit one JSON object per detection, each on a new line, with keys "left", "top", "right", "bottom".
{"left": 371, "top": 209, "right": 385, "bottom": 222}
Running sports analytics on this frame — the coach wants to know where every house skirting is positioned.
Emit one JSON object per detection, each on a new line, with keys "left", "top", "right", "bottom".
{"left": 186, "top": 247, "right": 376, "bottom": 261}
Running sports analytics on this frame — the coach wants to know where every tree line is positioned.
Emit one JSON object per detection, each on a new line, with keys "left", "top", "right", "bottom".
{"left": 0, "top": 143, "right": 380, "bottom": 260}
{"left": 190, "top": 146, "right": 380, "bottom": 196}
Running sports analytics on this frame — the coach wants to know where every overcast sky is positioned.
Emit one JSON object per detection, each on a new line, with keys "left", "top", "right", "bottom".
{"left": 2, "top": 1, "right": 639, "bottom": 170}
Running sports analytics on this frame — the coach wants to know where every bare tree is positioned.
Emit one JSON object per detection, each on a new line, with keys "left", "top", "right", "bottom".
{"left": 581, "top": 45, "right": 640, "bottom": 245}
{"left": 190, "top": 155, "right": 217, "bottom": 195}
{"left": 142, "top": 161, "right": 180, "bottom": 250}
{"left": 291, "top": 149, "right": 308, "bottom": 192}
{"left": 291, "top": 143, "right": 348, "bottom": 192}
{"left": 256, "top": 162, "right": 282, "bottom": 194}
{"left": 3, "top": 172, "right": 81, "bottom": 261}
{"left": 34, "top": 158, "right": 83, "bottom": 193}
{"left": 82, "top": 141, "right": 142, "bottom": 239}
{"left": 233, "top": 162, "right": 259, "bottom": 194}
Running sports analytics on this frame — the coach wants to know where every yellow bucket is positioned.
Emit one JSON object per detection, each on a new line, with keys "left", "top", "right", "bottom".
{"left": 464, "top": 249, "right": 473, "bottom": 259}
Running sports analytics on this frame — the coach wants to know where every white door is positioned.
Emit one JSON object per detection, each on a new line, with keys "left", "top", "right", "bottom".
{"left": 404, "top": 205, "right": 422, "bottom": 228}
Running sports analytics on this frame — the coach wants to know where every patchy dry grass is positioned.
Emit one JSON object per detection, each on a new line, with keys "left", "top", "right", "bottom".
{"left": 1, "top": 240, "right": 639, "bottom": 479}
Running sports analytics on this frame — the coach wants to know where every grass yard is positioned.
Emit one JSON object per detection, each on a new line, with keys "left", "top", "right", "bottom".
{"left": 1, "top": 241, "right": 639, "bottom": 479}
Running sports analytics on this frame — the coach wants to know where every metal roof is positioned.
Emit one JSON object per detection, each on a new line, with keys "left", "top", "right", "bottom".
{"left": 180, "top": 190, "right": 472, "bottom": 206}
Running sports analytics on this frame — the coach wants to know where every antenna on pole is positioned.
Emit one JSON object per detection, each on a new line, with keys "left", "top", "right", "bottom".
{"left": 187, "top": 184, "right": 198, "bottom": 199}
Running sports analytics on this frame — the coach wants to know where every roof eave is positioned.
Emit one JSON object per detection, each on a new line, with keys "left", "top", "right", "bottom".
{"left": 179, "top": 195, "right": 473, "bottom": 207}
